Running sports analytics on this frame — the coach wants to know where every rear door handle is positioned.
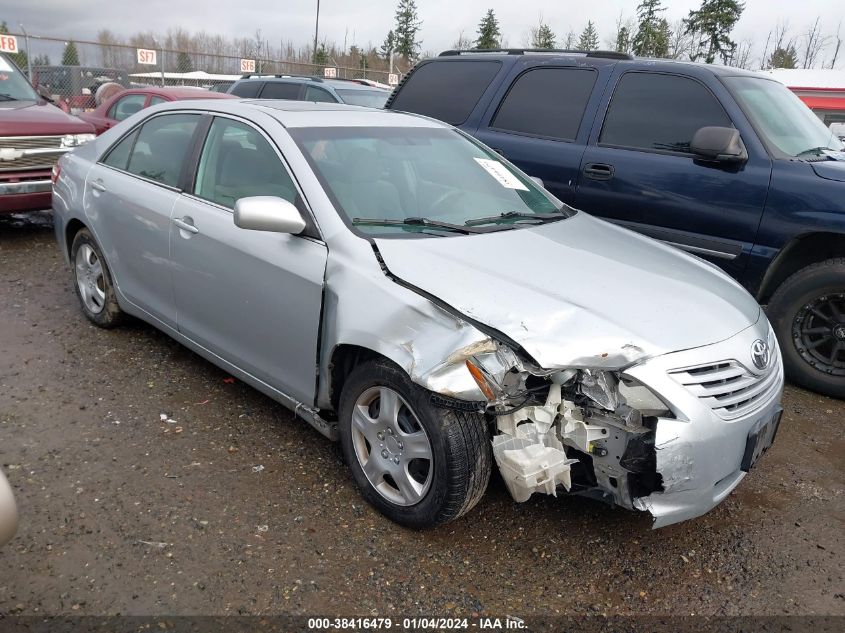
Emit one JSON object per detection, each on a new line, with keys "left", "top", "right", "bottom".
{"left": 173, "top": 217, "right": 199, "bottom": 234}
{"left": 584, "top": 163, "right": 614, "bottom": 180}
{"left": 91, "top": 180, "right": 107, "bottom": 192}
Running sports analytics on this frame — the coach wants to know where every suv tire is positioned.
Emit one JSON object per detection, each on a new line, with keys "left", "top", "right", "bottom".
{"left": 768, "top": 258, "right": 845, "bottom": 399}
{"left": 338, "top": 358, "right": 491, "bottom": 528}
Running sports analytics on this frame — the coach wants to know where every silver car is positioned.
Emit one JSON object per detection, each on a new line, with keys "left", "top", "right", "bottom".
{"left": 0, "top": 469, "right": 18, "bottom": 546}
{"left": 53, "top": 100, "right": 784, "bottom": 529}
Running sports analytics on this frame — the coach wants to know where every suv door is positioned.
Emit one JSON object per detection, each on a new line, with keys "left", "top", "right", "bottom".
{"left": 474, "top": 64, "right": 608, "bottom": 204}
{"left": 575, "top": 70, "right": 772, "bottom": 280}
{"left": 169, "top": 115, "right": 328, "bottom": 405}
{"left": 85, "top": 112, "right": 202, "bottom": 328}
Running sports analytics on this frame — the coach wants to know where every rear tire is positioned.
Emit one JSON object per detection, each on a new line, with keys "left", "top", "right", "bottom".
{"left": 70, "top": 228, "right": 125, "bottom": 329}
{"left": 338, "top": 359, "right": 491, "bottom": 528}
{"left": 767, "top": 258, "right": 845, "bottom": 399}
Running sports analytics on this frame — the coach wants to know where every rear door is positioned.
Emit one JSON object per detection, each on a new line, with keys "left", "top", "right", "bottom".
{"left": 473, "top": 63, "right": 610, "bottom": 204}
{"left": 574, "top": 70, "right": 772, "bottom": 279}
{"left": 169, "top": 114, "right": 327, "bottom": 404}
{"left": 85, "top": 112, "right": 202, "bottom": 328}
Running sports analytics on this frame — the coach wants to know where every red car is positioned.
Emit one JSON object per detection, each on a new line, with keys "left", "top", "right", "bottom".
{"left": 78, "top": 87, "right": 235, "bottom": 135}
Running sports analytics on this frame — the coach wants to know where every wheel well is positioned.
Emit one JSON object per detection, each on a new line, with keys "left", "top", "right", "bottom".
{"left": 328, "top": 344, "right": 384, "bottom": 413}
{"left": 758, "top": 232, "right": 845, "bottom": 303}
{"left": 64, "top": 219, "right": 86, "bottom": 257}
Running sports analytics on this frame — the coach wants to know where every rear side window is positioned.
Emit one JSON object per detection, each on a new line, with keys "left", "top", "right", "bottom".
{"left": 260, "top": 82, "right": 302, "bottom": 100}
{"left": 109, "top": 94, "right": 146, "bottom": 121}
{"left": 126, "top": 114, "right": 201, "bottom": 187}
{"left": 492, "top": 67, "right": 597, "bottom": 141}
{"left": 600, "top": 73, "right": 731, "bottom": 154}
{"left": 389, "top": 60, "right": 502, "bottom": 125}
{"left": 305, "top": 85, "right": 336, "bottom": 103}
{"left": 230, "top": 81, "right": 263, "bottom": 98}
{"left": 149, "top": 96, "right": 167, "bottom": 106}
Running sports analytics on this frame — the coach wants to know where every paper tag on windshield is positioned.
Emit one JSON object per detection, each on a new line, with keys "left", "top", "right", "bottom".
{"left": 474, "top": 158, "right": 529, "bottom": 191}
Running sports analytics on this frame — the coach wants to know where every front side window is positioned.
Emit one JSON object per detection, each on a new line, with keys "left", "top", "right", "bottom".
{"left": 291, "top": 126, "right": 565, "bottom": 237}
{"left": 725, "top": 77, "right": 844, "bottom": 157}
{"left": 389, "top": 60, "right": 502, "bottom": 125}
{"left": 194, "top": 117, "right": 298, "bottom": 208}
{"left": 260, "top": 82, "right": 302, "bottom": 100}
{"left": 125, "top": 114, "right": 200, "bottom": 187}
{"left": 110, "top": 94, "right": 147, "bottom": 121}
{"left": 601, "top": 73, "right": 731, "bottom": 154}
{"left": 492, "top": 67, "right": 597, "bottom": 141}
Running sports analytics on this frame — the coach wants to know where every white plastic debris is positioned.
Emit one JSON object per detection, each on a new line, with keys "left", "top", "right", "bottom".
{"left": 492, "top": 423, "right": 577, "bottom": 503}
{"left": 252, "top": 465, "right": 265, "bottom": 473}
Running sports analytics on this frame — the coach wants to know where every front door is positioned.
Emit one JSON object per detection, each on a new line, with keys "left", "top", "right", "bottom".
{"left": 169, "top": 115, "right": 327, "bottom": 404}
{"left": 574, "top": 71, "right": 772, "bottom": 281}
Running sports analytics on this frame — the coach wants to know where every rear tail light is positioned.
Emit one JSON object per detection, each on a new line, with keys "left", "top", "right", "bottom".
{"left": 51, "top": 163, "right": 61, "bottom": 184}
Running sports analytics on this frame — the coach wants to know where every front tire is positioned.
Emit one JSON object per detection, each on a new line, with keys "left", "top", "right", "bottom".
{"left": 70, "top": 228, "right": 124, "bottom": 328}
{"left": 338, "top": 359, "right": 491, "bottom": 528}
{"left": 768, "top": 258, "right": 845, "bottom": 399}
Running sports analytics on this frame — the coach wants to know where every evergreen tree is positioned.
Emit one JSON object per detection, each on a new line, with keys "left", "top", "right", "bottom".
{"left": 531, "top": 22, "right": 556, "bottom": 49}
{"left": 633, "top": 0, "right": 671, "bottom": 57}
{"left": 62, "top": 40, "right": 80, "bottom": 66}
{"left": 314, "top": 43, "right": 329, "bottom": 66}
{"left": 0, "top": 21, "right": 28, "bottom": 71}
{"left": 768, "top": 45, "right": 798, "bottom": 69}
{"left": 577, "top": 21, "right": 599, "bottom": 51}
{"left": 684, "top": 0, "right": 745, "bottom": 64}
{"left": 616, "top": 26, "right": 631, "bottom": 53}
{"left": 476, "top": 9, "right": 501, "bottom": 49}
{"left": 394, "top": 0, "right": 422, "bottom": 60}
{"left": 380, "top": 30, "right": 396, "bottom": 60}
{"left": 176, "top": 51, "right": 193, "bottom": 72}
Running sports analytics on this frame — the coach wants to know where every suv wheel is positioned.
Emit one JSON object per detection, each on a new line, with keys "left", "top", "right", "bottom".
{"left": 338, "top": 359, "right": 491, "bottom": 528}
{"left": 71, "top": 229, "right": 124, "bottom": 328}
{"left": 768, "top": 258, "right": 845, "bottom": 398}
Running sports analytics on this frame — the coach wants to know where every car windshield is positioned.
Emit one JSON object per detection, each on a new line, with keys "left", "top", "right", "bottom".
{"left": 335, "top": 89, "right": 389, "bottom": 108}
{"left": 290, "top": 126, "right": 567, "bottom": 237}
{"left": 725, "top": 76, "right": 844, "bottom": 157}
{"left": 0, "top": 54, "right": 39, "bottom": 102}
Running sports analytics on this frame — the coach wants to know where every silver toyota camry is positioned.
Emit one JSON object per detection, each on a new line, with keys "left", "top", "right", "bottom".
{"left": 53, "top": 100, "right": 784, "bottom": 529}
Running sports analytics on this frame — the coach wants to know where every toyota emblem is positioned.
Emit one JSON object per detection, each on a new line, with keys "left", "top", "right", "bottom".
{"left": 751, "top": 339, "right": 770, "bottom": 371}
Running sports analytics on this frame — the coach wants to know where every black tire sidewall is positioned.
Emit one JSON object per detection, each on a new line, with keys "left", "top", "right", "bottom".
{"left": 338, "top": 360, "right": 479, "bottom": 528}
{"left": 768, "top": 260, "right": 845, "bottom": 398}
{"left": 70, "top": 229, "right": 123, "bottom": 328}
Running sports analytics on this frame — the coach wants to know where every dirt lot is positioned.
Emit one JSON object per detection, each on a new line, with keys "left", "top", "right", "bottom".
{"left": 0, "top": 212, "right": 843, "bottom": 620}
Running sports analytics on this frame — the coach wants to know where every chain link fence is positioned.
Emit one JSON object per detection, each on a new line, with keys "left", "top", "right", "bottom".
{"left": 8, "top": 32, "right": 395, "bottom": 112}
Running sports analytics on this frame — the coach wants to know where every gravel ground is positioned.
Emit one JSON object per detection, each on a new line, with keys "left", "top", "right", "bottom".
{"left": 0, "top": 212, "right": 843, "bottom": 619}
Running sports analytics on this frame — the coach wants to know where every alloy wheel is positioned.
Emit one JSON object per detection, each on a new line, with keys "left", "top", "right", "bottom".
{"left": 792, "top": 292, "right": 845, "bottom": 376}
{"left": 75, "top": 243, "right": 106, "bottom": 315}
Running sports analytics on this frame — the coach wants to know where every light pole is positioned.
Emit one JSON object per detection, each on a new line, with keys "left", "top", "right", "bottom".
{"left": 313, "top": 0, "right": 321, "bottom": 64}
{"left": 19, "top": 23, "right": 32, "bottom": 81}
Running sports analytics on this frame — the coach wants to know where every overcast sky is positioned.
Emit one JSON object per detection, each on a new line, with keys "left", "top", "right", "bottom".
{"left": 4, "top": 0, "right": 844, "bottom": 66}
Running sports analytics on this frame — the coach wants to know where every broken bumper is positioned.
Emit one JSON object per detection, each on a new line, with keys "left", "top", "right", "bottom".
{"left": 625, "top": 320, "right": 784, "bottom": 528}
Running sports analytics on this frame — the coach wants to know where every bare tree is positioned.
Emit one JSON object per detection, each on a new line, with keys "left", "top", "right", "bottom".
{"left": 830, "top": 21, "right": 842, "bottom": 68}
{"left": 666, "top": 19, "right": 693, "bottom": 60}
{"left": 801, "top": 17, "right": 829, "bottom": 69}
{"left": 452, "top": 30, "right": 473, "bottom": 50}
{"left": 728, "top": 38, "right": 753, "bottom": 69}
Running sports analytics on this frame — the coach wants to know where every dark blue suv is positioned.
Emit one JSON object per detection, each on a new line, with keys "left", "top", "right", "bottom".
{"left": 387, "top": 49, "right": 845, "bottom": 399}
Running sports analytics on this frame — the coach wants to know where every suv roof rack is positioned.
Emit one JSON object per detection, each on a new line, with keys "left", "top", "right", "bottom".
{"left": 239, "top": 73, "right": 326, "bottom": 81}
{"left": 438, "top": 48, "right": 634, "bottom": 61}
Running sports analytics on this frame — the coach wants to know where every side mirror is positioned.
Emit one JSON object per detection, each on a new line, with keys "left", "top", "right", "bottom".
{"left": 529, "top": 176, "right": 544, "bottom": 189}
{"left": 691, "top": 126, "right": 747, "bottom": 163}
{"left": 234, "top": 196, "right": 306, "bottom": 234}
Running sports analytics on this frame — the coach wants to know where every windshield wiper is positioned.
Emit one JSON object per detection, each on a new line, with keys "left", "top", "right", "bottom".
{"left": 0, "top": 94, "right": 19, "bottom": 102}
{"left": 352, "top": 216, "right": 485, "bottom": 234}
{"left": 465, "top": 210, "right": 566, "bottom": 227}
{"left": 796, "top": 146, "right": 834, "bottom": 158}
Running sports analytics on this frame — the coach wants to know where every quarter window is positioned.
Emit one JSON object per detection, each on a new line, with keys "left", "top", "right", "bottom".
{"left": 125, "top": 114, "right": 201, "bottom": 187}
{"left": 492, "top": 68, "right": 597, "bottom": 141}
{"left": 193, "top": 117, "right": 298, "bottom": 208}
{"left": 109, "top": 94, "right": 147, "bottom": 121}
{"left": 102, "top": 129, "right": 139, "bottom": 171}
{"left": 600, "top": 73, "right": 731, "bottom": 154}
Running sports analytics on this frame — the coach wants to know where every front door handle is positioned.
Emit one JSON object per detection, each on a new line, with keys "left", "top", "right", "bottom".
{"left": 173, "top": 217, "right": 199, "bottom": 234}
{"left": 584, "top": 163, "right": 614, "bottom": 180}
{"left": 91, "top": 180, "right": 107, "bottom": 192}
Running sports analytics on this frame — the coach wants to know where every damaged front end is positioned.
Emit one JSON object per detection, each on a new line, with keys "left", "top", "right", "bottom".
{"left": 432, "top": 338, "right": 670, "bottom": 517}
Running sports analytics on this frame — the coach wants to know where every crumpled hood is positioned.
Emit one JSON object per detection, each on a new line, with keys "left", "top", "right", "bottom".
{"left": 374, "top": 212, "right": 760, "bottom": 370}
{"left": 0, "top": 101, "right": 94, "bottom": 136}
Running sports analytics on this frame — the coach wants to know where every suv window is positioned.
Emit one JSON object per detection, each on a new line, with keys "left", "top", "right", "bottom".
{"left": 125, "top": 114, "right": 201, "bottom": 187}
{"left": 194, "top": 117, "right": 297, "bottom": 208}
{"left": 261, "top": 82, "right": 302, "bottom": 100}
{"left": 600, "top": 72, "right": 731, "bottom": 154}
{"left": 305, "top": 85, "right": 336, "bottom": 103}
{"left": 492, "top": 67, "right": 597, "bottom": 141}
{"left": 230, "top": 81, "right": 263, "bottom": 98}
{"left": 390, "top": 60, "right": 502, "bottom": 125}
{"left": 110, "top": 94, "right": 146, "bottom": 121}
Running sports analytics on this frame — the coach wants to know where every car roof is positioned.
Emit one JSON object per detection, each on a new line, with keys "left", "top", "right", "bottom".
{"left": 235, "top": 75, "right": 388, "bottom": 92}
{"left": 152, "top": 98, "right": 442, "bottom": 128}
{"left": 121, "top": 86, "right": 235, "bottom": 99}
